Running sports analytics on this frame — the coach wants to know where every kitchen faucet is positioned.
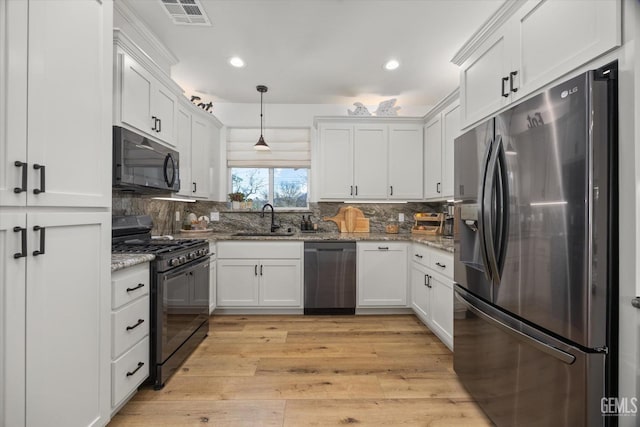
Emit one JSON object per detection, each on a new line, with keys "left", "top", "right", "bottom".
{"left": 261, "top": 203, "right": 280, "bottom": 232}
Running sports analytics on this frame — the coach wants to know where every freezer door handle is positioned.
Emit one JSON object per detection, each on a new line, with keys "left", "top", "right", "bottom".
{"left": 478, "top": 137, "right": 494, "bottom": 282}
{"left": 455, "top": 292, "right": 576, "bottom": 365}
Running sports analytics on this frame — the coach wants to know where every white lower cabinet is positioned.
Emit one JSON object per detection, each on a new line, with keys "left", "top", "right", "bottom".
{"left": 357, "top": 242, "right": 408, "bottom": 307}
{"left": 409, "top": 244, "right": 454, "bottom": 350}
{"left": 217, "top": 242, "right": 303, "bottom": 308}
{"left": 1, "top": 212, "right": 111, "bottom": 427}
{"left": 110, "top": 262, "right": 150, "bottom": 415}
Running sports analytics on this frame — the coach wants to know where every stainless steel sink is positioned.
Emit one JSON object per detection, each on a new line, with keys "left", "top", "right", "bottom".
{"left": 232, "top": 231, "right": 295, "bottom": 237}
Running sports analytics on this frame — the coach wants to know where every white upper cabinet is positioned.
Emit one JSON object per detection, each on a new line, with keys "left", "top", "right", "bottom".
{"left": 318, "top": 124, "right": 354, "bottom": 199}
{"left": 441, "top": 102, "right": 460, "bottom": 198}
{"left": 191, "top": 114, "right": 211, "bottom": 199}
{"left": 317, "top": 118, "right": 424, "bottom": 201}
{"left": 513, "top": 0, "right": 621, "bottom": 100}
{"left": 176, "top": 106, "right": 193, "bottom": 198}
{"left": 119, "top": 53, "right": 177, "bottom": 146}
{"left": 423, "top": 93, "right": 459, "bottom": 201}
{"left": 456, "top": 0, "right": 621, "bottom": 128}
{"left": 388, "top": 124, "right": 424, "bottom": 200}
{"left": 353, "top": 124, "right": 388, "bottom": 199}
{"left": 423, "top": 116, "right": 442, "bottom": 199}
{"left": 0, "top": 0, "right": 111, "bottom": 208}
{"left": 460, "top": 26, "right": 513, "bottom": 127}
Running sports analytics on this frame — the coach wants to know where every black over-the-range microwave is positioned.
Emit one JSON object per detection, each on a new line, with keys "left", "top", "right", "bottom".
{"left": 112, "top": 126, "right": 180, "bottom": 194}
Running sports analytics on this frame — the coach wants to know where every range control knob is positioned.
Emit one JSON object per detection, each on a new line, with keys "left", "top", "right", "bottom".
{"left": 179, "top": 256, "right": 187, "bottom": 264}
{"left": 169, "top": 258, "right": 179, "bottom": 267}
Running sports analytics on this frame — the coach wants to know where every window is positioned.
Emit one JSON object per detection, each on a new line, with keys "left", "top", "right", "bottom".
{"left": 231, "top": 167, "right": 309, "bottom": 209}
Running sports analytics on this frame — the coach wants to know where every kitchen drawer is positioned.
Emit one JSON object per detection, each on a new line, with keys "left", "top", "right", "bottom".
{"left": 410, "top": 244, "right": 430, "bottom": 268}
{"left": 112, "top": 262, "right": 149, "bottom": 310}
{"left": 111, "top": 296, "right": 149, "bottom": 359}
{"left": 217, "top": 241, "right": 302, "bottom": 259}
{"left": 429, "top": 250, "right": 453, "bottom": 280}
{"left": 111, "top": 336, "right": 149, "bottom": 408}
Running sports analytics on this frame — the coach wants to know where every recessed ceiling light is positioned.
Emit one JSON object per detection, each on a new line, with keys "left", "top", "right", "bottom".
{"left": 229, "top": 56, "right": 245, "bottom": 68}
{"left": 384, "top": 59, "right": 400, "bottom": 71}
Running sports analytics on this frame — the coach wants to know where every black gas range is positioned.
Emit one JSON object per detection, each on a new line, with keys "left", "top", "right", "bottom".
{"left": 112, "top": 215, "right": 210, "bottom": 389}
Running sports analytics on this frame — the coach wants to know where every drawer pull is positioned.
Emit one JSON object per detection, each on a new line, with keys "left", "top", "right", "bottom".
{"left": 126, "top": 318, "right": 144, "bottom": 331}
{"left": 435, "top": 262, "right": 446, "bottom": 268}
{"left": 126, "top": 362, "right": 144, "bottom": 377}
{"left": 378, "top": 246, "right": 389, "bottom": 250}
{"left": 126, "top": 283, "right": 145, "bottom": 293}
{"left": 414, "top": 254, "right": 423, "bottom": 259}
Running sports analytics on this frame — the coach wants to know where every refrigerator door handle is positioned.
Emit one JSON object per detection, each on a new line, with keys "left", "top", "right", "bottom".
{"left": 455, "top": 292, "right": 576, "bottom": 365}
{"left": 478, "top": 137, "right": 495, "bottom": 282}
{"left": 494, "top": 136, "right": 510, "bottom": 274}
{"left": 482, "top": 137, "right": 501, "bottom": 283}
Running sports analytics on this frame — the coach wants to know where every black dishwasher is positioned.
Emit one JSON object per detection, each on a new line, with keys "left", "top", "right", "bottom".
{"left": 304, "top": 241, "right": 356, "bottom": 315}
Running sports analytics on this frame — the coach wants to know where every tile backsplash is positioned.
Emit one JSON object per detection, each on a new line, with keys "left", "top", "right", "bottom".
{"left": 112, "top": 192, "right": 446, "bottom": 235}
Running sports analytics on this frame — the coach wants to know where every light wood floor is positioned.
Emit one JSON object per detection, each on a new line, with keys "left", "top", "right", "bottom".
{"left": 109, "top": 315, "right": 493, "bottom": 426}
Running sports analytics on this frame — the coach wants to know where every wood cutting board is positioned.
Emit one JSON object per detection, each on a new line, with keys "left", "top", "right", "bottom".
{"left": 323, "top": 207, "right": 366, "bottom": 232}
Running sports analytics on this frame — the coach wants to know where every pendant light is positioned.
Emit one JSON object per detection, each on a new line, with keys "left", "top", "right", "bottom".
{"left": 254, "top": 85, "right": 270, "bottom": 151}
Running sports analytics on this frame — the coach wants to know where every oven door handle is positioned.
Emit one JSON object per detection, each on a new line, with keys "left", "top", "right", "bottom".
{"left": 162, "top": 257, "right": 209, "bottom": 280}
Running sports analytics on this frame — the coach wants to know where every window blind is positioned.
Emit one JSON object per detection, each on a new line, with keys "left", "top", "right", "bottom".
{"left": 226, "top": 128, "right": 311, "bottom": 167}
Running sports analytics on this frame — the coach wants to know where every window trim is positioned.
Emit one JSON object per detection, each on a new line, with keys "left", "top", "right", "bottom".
{"left": 229, "top": 167, "right": 310, "bottom": 211}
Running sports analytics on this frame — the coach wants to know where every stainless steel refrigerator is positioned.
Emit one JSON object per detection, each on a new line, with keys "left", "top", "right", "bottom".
{"left": 453, "top": 61, "right": 618, "bottom": 427}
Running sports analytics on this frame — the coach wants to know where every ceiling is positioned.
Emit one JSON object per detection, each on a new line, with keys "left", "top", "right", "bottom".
{"left": 121, "top": 0, "right": 504, "bottom": 107}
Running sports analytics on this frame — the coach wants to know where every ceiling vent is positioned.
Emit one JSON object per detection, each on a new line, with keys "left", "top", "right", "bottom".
{"left": 159, "top": 0, "right": 211, "bottom": 26}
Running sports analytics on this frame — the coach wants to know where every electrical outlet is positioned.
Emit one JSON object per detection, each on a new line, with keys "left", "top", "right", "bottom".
{"left": 399, "top": 213, "right": 405, "bottom": 222}
{"left": 175, "top": 211, "right": 180, "bottom": 222}
{"left": 211, "top": 211, "right": 220, "bottom": 222}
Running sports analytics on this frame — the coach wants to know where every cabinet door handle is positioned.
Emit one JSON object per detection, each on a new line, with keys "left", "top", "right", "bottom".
{"left": 157, "top": 118, "right": 161, "bottom": 133}
{"left": 510, "top": 71, "right": 518, "bottom": 93}
{"left": 33, "top": 164, "right": 45, "bottom": 194}
{"left": 126, "top": 362, "right": 144, "bottom": 377}
{"left": 436, "top": 182, "right": 441, "bottom": 194}
{"left": 414, "top": 254, "right": 423, "bottom": 259}
{"left": 254, "top": 265, "right": 258, "bottom": 276}
{"left": 13, "top": 226, "right": 27, "bottom": 259}
{"left": 426, "top": 275, "right": 432, "bottom": 288}
{"left": 260, "top": 265, "right": 263, "bottom": 276}
{"left": 151, "top": 116, "right": 157, "bottom": 131}
{"left": 126, "top": 318, "right": 145, "bottom": 331}
{"left": 424, "top": 274, "right": 428, "bottom": 287}
{"left": 14, "top": 161, "right": 27, "bottom": 193}
{"left": 355, "top": 185, "right": 358, "bottom": 196}
{"left": 378, "top": 246, "right": 389, "bottom": 250}
{"left": 32, "top": 226, "right": 45, "bottom": 256}
{"left": 390, "top": 185, "right": 393, "bottom": 196}
{"left": 435, "top": 262, "right": 446, "bottom": 269}
{"left": 192, "top": 182, "right": 197, "bottom": 193}
{"left": 501, "top": 76, "right": 509, "bottom": 98}
{"left": 126, "top": 283, "right": 145, "bottom": 293}
{"left": 350, "top": 186, "right": 353, "bottom": 196}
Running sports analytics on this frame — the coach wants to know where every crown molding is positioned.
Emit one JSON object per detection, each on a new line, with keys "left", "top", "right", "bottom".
{"left": 113, "top": 28, "right": 184, "bottom": 95}
{"left": 114, "top": 0, "right": 178, "bottom": 67}
{"left": 451, "top": 0, "right": 526, "bottom": 66}
{"left": 422, "top": 88, "right": 459, "bottom": 122}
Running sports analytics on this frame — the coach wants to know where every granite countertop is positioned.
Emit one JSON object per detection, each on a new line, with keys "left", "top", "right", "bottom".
{"left": 173, "top": 231, "right": 454, "bottom": 252}
{"left": 111, "top": 253, "right": 156, "bottom": 272}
